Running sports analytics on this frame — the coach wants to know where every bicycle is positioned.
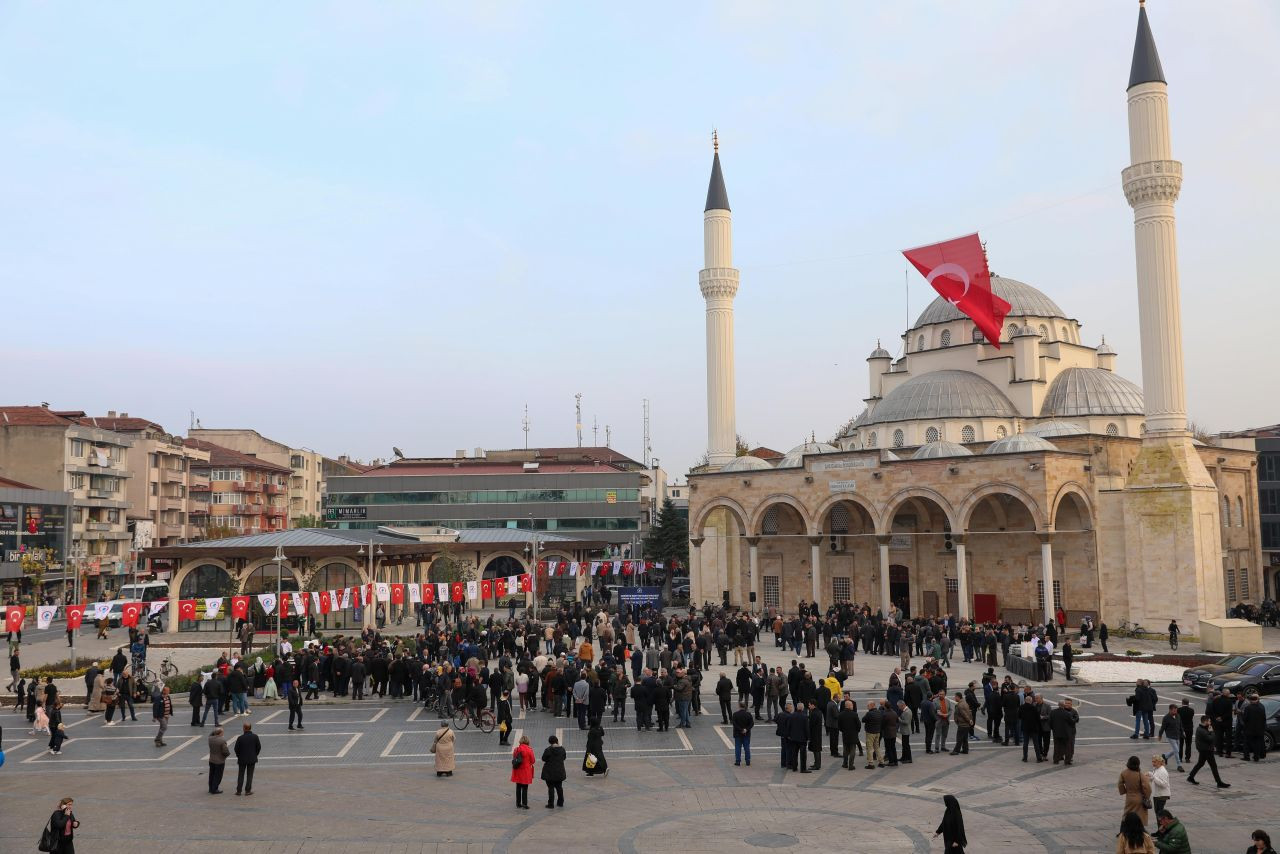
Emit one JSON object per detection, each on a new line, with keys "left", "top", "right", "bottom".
{"left": 452, "top": 705, "right": 496, "bottom": 733}
{"left": 1168, "top": 632, "right": 1179, "bottom": 651}
{"left": 138, "top": 655, "right": 180, "bottom": 689}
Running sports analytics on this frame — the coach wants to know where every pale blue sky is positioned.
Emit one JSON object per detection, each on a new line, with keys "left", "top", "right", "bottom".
{"left": 2, "top": 2, "right": 1276, "bottom": 473}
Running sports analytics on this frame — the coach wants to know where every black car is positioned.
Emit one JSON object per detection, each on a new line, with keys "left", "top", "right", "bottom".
{"left": 1262, "top": 698, "right": 1280, "bottom": 752}
{"left": 1183, "top": 654, "right": 1280, "bottom": 691}
{"left": 1207, "top": 660, "right": 1280, "bottom": 695}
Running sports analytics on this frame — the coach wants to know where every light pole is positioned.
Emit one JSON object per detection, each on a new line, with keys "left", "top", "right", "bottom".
{"left": 356, "top": 539, "right": 382, "bottom": 628}
{"left": 273, "top": 545, "right": 286, "bottom": 654}
{"left": 68, "top": 543, "right": 85, "bottom": 669}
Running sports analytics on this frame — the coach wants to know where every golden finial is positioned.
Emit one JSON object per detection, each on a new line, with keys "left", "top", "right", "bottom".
{"left": 712, "top": 129, "right": 719, "bottom": 153}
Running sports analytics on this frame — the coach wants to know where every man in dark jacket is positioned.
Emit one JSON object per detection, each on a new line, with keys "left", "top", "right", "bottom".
{"left": 541, "top": 735, "right": 567, "bottom": 808}
{"left": 233, "top": 721, "right": 262, "bottom": 795}
{"left": 1240, "top": 693, "right": 1268, "bottom": 761}
{"left": 881, "top": 703, "right": 900, "bottom": 766}
{"left": 201, "top": 675, "right": 222, "bottom": 726}
{"left": 1208, "top": 688, "right": 1235, "bottom": 757}
{"left": 207, "top": 726, "right": 230, "bottom": 793}
{"left": 350, "top": 656, "right": 367, "bottom": 701}
{"left": 787, "top": 702, "right": 811, "bottom": 772}
{"left": 716, "top": 673, "right": 733, "bottom": 724}
{"left": 775, "top": 703, "right": 793, "bottom": 768}
{"left": 862, "top": 700, "right": 883, "bottom": 769}
{"left": 1186, "top": 715, "right": 1229, "bottom": 788}
{"left": 731, "top": 701, "right": 754, "bottom": 766}
{"left": 188, "top": 681, "right": 204, "bottom": 726}
{"left": 1018, "top": 693, "right": 1044, "bottom": 762}
{"left": 806, "top": 700, "right": 824, "bottom": 771}
{"left": 838, "top": 699, "right": 862, "bottom": 768}
{"left": 735, "top": 664, "right": 751, "bottom": 706}
{"left": 287, "top": 679, "right": 304, "bottom": 730}
{"left": 1048, "top": 698, "right": 1079, "bottom": 765}
{"left": 497, "top": 690, "right": 514, "bottom": 745}
{"left": 1177, "top": 698, "right": 1195, "bottom": 764}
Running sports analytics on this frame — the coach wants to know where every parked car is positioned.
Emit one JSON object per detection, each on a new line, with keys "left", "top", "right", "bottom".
{"left": 1262, "top": 697, "right": 1280, "bottom": 752}
{"left": 1207, "top": 660, "right": 1280, "bottom": 695}
{"left": 1183, "top": 654, "right": 1280, "bottom": 691}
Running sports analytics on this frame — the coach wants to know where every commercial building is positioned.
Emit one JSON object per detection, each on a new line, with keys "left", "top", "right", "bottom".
{"left": 0, "top": 406, "right": 134, "bottom": 591}
{"left": 185, "top": 439, "right": 291, "bottom": 537}
{"left": 1217, "top": 425, "right": 1280, "bottom": 600}
{"left": 189, "top": 428, "right": 326, "bottom": 525}
{"left": 0, "top": 476, "right": 72, "bottom": 603}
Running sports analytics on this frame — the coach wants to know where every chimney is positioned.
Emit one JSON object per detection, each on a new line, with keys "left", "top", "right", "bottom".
{"left": 455, "top": 449, "right": 466, "bottom": 458}
{"left": 108, "top": 410, "right": 117, "bottom": 418}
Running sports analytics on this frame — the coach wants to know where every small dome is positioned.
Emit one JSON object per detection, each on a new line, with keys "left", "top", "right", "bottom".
{"left": 865, "top": 370, "right": 1018, "bottom": 425}
{"left": 1041, "top": 367, "right": 1144, "bottom": 417}
{"left": 1025, "top": 420, "right": 1086, "bottom": 438}
{"left": 777, "top": 440, "right": 839, "bottom": 468}
{"left": 881, "top": 450, "right": 902, "bottom": 461}
{"left": 1096, "top": 338, "right": 1116, "bottom": 356}
{"left": 720, "top": 455, "right": 773, "bottom": 473}
{"left": 911, "top": 441, "right": 973, "bottom": 460}
{"left": 983, "top": 434, "right": 1059, "bottom": 454}
{"left": 868, "top": 342, "right": 891, "bottom": 359}
{"left": 913, "top": 276, "right": 1067, "bottom": 329}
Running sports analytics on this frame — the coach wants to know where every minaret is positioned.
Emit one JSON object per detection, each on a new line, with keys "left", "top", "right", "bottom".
{"left": 701, "top": 133, "right": 739, "bottom": 468}
{"left": 1115, "top": 2, "right": 1224, "bottom": 633}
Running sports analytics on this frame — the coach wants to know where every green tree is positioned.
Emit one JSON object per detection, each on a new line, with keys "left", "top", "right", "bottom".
{"left": 429, "top": 550, "right": 476, "bottom": 584}
{"left": 292, "top": 514, "right": 321, "bottom": 529}
{"left": 643, "top": 498, "right": 689, "bottom": 602}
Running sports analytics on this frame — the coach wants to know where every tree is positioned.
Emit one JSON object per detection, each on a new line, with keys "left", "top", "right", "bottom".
{"left": 643, "top": 498, "right": 689, "bottom": 602}
{"left": 203, "top": 525, "right": 238, "bottom": 540}
{"left": 292, "top": 514, "right": 321, "bottom": 529}
{"left": 429, "top": 550, "right": 476, "bottom": 584}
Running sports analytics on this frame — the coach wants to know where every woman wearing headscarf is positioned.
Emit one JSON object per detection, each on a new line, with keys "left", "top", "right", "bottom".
{"left": 1114, "top": 811, "right": 1155, "bottom": 853}
{"left": 1118, "top": 755, "right": 1151, "bottom": 826}
{"left": 86, "top": 671, "right": 106, "bottom": 714}
{"left": 583, "top": 718, "right": 607, "bottom": 776}
{"left": 934, "top": 794, "right": 967, "bottom": 851}
{"left": 431, "top": 721, "right": 455, "bottom": 777}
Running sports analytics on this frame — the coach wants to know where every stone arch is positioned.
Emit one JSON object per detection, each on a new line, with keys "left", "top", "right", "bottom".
{"left": 473, "top": 550, "right": 529, "bottom": 578}
{"left": 958, "top": 483, "right": 1046, "bottom": 532}
{"left": 878, "top": 487, "right": 958, "bottom": 536}
{"left": 169, "top": 557, "right": 230, "bottom": 601}
{"left": 812, "top": 493, "right": 881, "bottom": 536}
{"left": 175, "top": 561, "right": 237, "bottom": 632}
{"left": 690, "top": 496, "right": 749, "bottom": 536}
{"left": 1050, "top": 483, "right": 1095, "bottom": 532}
{"left": 304, "top": 557, "right": 366, "bottom": 590}
{"left": 749, "top": 493, "right": 814, "bottom": 537}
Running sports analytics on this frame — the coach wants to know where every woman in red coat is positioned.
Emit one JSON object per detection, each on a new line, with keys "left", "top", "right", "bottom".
{"left": 510, "top": 734, "right": 536, "bottom": 809}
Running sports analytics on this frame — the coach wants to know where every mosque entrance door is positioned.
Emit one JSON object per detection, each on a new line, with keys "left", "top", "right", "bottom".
{"left": 889, "top": 565, "right": 910, "bottom": 618}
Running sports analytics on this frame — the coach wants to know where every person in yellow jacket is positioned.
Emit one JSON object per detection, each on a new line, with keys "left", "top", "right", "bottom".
{"left": 578, "top": 639, "right": 594, "bottom": 666}
{"left": 822, "top": 675, "right": 843, "bottom": 703}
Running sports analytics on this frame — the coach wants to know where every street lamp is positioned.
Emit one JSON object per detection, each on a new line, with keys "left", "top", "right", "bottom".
{"left": 68, "top": 543, "right": 86, "bottom": 669}
{"left": 273, "top": 545, "right": 286, "bottom": 654}
{"left": 357, "top": 539, "right": 383, "bottom": 627}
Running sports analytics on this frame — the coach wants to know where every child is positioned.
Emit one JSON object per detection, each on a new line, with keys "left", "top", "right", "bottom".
{"left": 31, "top": 700, "right": 49, "bottom": 735}
{"left": 48, "top": 721, "right": 67, "bottom": 755}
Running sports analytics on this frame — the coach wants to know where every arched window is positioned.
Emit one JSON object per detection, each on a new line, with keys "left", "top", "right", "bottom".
{"left": 940, "top": 330, "right": 951, "bottom": 347}
{"left": 996, "top": 425, "right": 1007, "bottom": 439}
{"left": 1038, "top": 324, "right": 1048, "bottom": 339}
{"left": 917, "top": 335, "right": 925, "bottom": 352}
{"left": 925, "top": 426, "right": 940, "bottom": 443}
{"left": 1221, "top": 495, "right": 1230, "bottom": 526}
{"left": 1236, "top": 496, "right": 1245, "bottom": 527}
{"left": 867, "top": 431, "right": 877, "bottom": 448}
{"left": 1140, "top": 422, "right": 1147, "bottom": 434}
{"left": 762, "top": 507, "right": 780, "bottom": 536}
{"left": 1105, "top": 423, "right": 1119, "bottom": 436}
{"left": 892, "top": 429, "right": 904, "bottom": 448}
{"left": 961, "top": 425, "right": 975, "bottom": 443}
{"left": 1061, "top": 326, "right": 1069, "bottom": 342}
{"left": 971, "top": 328, "right": 984, "bottom": 343}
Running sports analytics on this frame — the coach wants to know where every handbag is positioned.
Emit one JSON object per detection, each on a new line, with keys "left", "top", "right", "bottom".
{"left": 38, "top": 820, "right": 56, "bottom": 853}
{"left": 499, "top": 721, "right": 508, "bottom": 734}
{"left": 512, "top": 751, "right": 524, "bottom": 769}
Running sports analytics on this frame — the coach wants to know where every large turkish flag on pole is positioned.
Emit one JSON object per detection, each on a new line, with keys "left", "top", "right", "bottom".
{"left": 903, "top": 233, "right": 1010, "bottom": 348}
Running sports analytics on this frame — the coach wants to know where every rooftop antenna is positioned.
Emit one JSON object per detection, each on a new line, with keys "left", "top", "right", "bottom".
{"left": 189, "top": 410, "right": 196, "bottom": 431}
{"left": 642, "top": 398, "right": 651, "bottom": 467}
{"left": 575, "top": 393, "right": 583, "bottom": 448}
{"left": 605, "top": 424, "right": 611, "bottom": 448}
{"left": 593, "top": 416, "right": 598, "bottom": 446}
{"left": 522, "top": 404, "right": 530, "bottom": 450}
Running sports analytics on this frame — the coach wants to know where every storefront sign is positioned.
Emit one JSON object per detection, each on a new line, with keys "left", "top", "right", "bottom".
{"left": 325, "top": 507, "right": 366, "bottom": 520}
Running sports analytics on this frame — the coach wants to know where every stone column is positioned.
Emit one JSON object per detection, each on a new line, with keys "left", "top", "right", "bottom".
{"left": 690, "top": 537, "right": 704, "bottom": 606}
{"left": 877, "top": 535, "right": 892, "bottom": 615}
{"left": 746, "top": 537, "right": 760, "bottom": 612}
{"left": 954, "top": 535, "right": 970, "bottom": 620}
{"left": 1039, "top": 533, "right": 1055, "bottom": 626}
{"left": 808, "top": 536, "right": 823, "bottom": 609}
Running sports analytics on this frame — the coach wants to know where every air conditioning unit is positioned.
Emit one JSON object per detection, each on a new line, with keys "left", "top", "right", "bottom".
{"left": 829, "top": 535, "right": 846, "bottom": 553}
{"left": 523, "top": 462, "right": 539, "bottom": 472}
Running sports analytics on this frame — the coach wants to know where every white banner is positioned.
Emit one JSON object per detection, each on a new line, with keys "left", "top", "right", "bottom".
{"left": 375, "top": 582, "right": 390, "bottom": 603}
{"left": 148, "top": 601, "right": 168, "bottom": 616}
{"left": 339, "top": 588, "right": 352, "bottom": 610}
{"left": 289, "top": 592, "right": 306, "bottom": 616}
{"left": 466, "top": 580, "right": 478, "bottom": 600}
{"left": 437, "top": 583, "right": 449, "bottom": 602}
{"left": 93, "top": 602, "right": 112, "bottom": 621}
{"left": 569, "top": 561, "right": 580, "bottom": 577}
{"left": 203, "top": 597, "right": 223, "bottom": 619}
{"left": 408, "top": 583, "right": 421, "bottom": 604}
{"left": 612, "top": 561, "right": 622, "bottom": 576}
{"left": 310, "top": 592, "right": 321, "bottom": 614}
{"left": 37, "top": 605, "right": 58, "bottom": 630}
{"left": 257, "top": 593, "right": 277, "bottom": 615}
{"left": 590, "top": 561, "right": 601, "bottom": 575}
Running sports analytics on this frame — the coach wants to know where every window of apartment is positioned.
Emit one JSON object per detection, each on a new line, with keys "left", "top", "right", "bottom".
{"left": 107, "top": 509, "right": 120, "bottom": 523}
{"left": 210, "top": 469, "right": 244, "bottom": 482}
{"left": 149, "top": 453, "right": 158, "bottom": 469}
{"left": 1262, "top": 489, "right": 1280, "bottom": 516}
{"left": 1259, "top": 454, "right": 1280, "bottom": 482}
{"left": 70, "top": 439, "right": 85, "bottom": 457}
{"left": 290, "top": 455, "right": 304, "bottom": 469}
{"left": 1264, "top": 522, "right": 1280, "bottom": 550}
{"left": 69, "top": 473, "right": 85, "bottom": 490}
{"left": 150, "top": 482, "right": 158, "bottom": 496}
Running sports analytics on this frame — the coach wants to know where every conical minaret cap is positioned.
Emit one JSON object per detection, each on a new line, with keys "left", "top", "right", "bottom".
{"left": 1128, "top": 3, "right": 1166, "bottom": 89}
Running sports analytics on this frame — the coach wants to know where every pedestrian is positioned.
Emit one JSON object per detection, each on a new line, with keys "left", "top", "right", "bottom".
{"left": 732, "top": 700, "right": 754, "bottom": 766}
{"left": 896, "top": 700, "right": 913, "bottom": 763}
{"left": 1118, "top": 755, "right": 1152, "bottom": 826}
{"left": 1148, "top": 755, "right": 1170, "bottom": 830}
{"left": 188, "top": 678, "right": 203, "bottom": 726}
{"left": 101, "top": 677, "right": 120, "bottom": 726}
{"left": 431, "top": 722, "right": 455, "bottom": 777}
{"left": 287, "top": 679, "right": 304, "bottom": 730}
{"left": 497, "top": 691, "right": 514, "bottom": 745}
{"left": 1186, "top": 715, "right": 1230, "bottom": 788}
{"left": 510, "top": 734, "right": 535, "bottom": 809}
{"left": 806, "top": 699, "right": 824, "bottom": 771}
{"left": 6, "top": 647, "right": 18, "bottom": 692}
{"left": 42, "top": 797, "right": 79, "bottom": 854}
{"left": 1248, "top": 830, "right": 1276, "bottom": 854}
{"left": 933, "top": 794, "right": 967, "bottom": 851}
{"left": 716, "top": 672, "right": 733, "bottom": 724}
{"left": 207, "top": 726, "right": 230, "bottom": 794}
{"left": 1240, "top": 692, "right": 1268, "bottom": 762}
{"left": 934, "top": 691, "right": 950, "bottom": 754}
{"left": 233, "top": 721, "right": 261, "bottom": 796}
{"left": 1050, "top": 698, "right": 1079, "bottom": 765}
{"left": 1062, "top": 638, "right": 1074, "bottom": 681}
{"left": 950, "top": 692, "right": 972, "bottom": 755}
{"left": 201, "top": 672, "right": 222, "bottom": 726}
{"left": 583, "top": 718, "right": 607, "bottom": 776}
{"left": 1156, "top": 704, "right": 1183, "bottom": 771}
{"left": 152, "top": 685, "right": 172, "bottom": 747}
{"left": 1177, "top": 699, "right": 1194, "bottom": 765}
{"left": 541, "top": 734, "right": 567, "bottom": 808}
{"left": 1116, "top": 811, "right": 1155, "bottom": 854}
{"left": 838, "top": 699, "right": 861, "bottom": 768}
{"left": 862, "top": 699, "right": 882, "bottom": 769}
{"left": 1152, "top": 810, "right": 1190, "bottom": 854}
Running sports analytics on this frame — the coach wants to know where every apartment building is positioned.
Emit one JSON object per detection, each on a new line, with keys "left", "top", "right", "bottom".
{"left": 88, "top": 414, "right": 211, "bottom": 547}
{"left": 185, "top": 439, "right": 290, "bottom": 536}
{"left": 0, "top": 406, "right": 134, "bottom": 587}
{"left": 189, "top": 428, "right": 324, "bottom": 525}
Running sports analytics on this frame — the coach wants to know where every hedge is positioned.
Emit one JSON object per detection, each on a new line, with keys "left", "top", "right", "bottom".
{"left": 20, "top": 658, "right": 111, "bottom": 681}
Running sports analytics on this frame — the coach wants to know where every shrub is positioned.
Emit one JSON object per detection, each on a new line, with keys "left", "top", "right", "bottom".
{"left": 1126, "top": 649, "right": 1143, "bottom": 657}
{"left": 20, "top": 658, "right": 111, "bottom": 680}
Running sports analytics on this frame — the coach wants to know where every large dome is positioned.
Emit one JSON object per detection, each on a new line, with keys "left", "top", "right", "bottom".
{"left": 720, "top": 454, "right": 773, "bottom": 473}
{"left": 1040, "top": 367, "right": 1144, "bottom": 417}
{"left": 913, "top": 276, "right": 1066, "bottom": 328}
{"left": 864, "top": 370, "right": 1018, "bottom": 425}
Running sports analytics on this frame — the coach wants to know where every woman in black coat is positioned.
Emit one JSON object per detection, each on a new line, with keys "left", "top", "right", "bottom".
{"left": 934, "top": 794, "right": 967, "bottom": 851}
{"left": 540, "top": 735, "right": 567, "bottom": 808}
{"left": 48, "top": 797, "right": 79, "bottom": 853}
{"left": 583, "top": 719, "right": 608, "bottom": 776}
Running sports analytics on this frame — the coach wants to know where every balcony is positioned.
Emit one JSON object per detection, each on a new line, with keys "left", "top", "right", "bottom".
{"left": 189, "top": 507, "right": 208, "bottom": 517}
{"left": 161, "top": 467, "right": 185, "bottom": 483}
{"left": 264, "top": 483, "right": 283, "bottom": 495}
{"left": 267, "top": 506, "right": 286, "bottom": 517}
{"left": 85, "top": 521, "right": 111, "bottom": 532}
{"left": 189, "top": 480, "right": 210, "bottom": 492}
{"left": 242, "top": 482, "right": 263, "bottom": 493}
{"left": 87, "top": 488, "right": 117, "bottom": 499}
{"left": 160, "top": 496, "right": 184, "bottom": 511}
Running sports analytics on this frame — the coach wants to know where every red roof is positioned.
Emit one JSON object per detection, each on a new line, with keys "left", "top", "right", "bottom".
{"left": 360, "top": 460, "right": 631, "bottom": 476}
{"left": 748, "top": 446, "right": 784, "bottom": 460}
{"left": 185, "top": 438, "right": 293, "bottom": 473}
{"left": 0, "top": 475, "right": 40, "bottom": 489}
{"left": 80, "top": 416, "right": 165, "bottom": 433}
{"left": 0, "top": 406, "right": 79, "bottom": 427}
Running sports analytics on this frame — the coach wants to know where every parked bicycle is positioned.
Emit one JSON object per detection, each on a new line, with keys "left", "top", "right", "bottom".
{"left": 1114, "top": 620, "right": 1146, "bottom": 638}
{"left": 139, "top": 655, "right": 180, "bottom": 689}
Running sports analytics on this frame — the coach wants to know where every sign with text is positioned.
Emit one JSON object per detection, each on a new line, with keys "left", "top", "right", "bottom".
{"left": 325, "top": 507, "right": 367, "bottom": 520}
{"left": 814, "top": 458, "right": 876, "bottom": 472}
{"left": 828, "top": 479, "right": 857, "bottom": 493}
{"left": 617, "top": 586, "right": 661, "bottom": 608}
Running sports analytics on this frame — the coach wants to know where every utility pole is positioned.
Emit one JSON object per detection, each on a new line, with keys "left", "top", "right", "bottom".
{"left": 642, "top": 399, "right": 651, "bottom": 467}
{"left": 575, "top": 393, "right": 583, "bottom": 447}
{"left": 592, "top": 417, "right": 598, "bottom": 446}
{"left": 605, "top": 425, "right": 611, "bottom": 448}
{"left": 522, "top": 404, "right": 530, "bottom": 450}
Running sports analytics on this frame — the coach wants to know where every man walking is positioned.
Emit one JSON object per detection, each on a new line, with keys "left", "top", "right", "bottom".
{"left": 1158, "top": 704, "right": 1184, "bottom": 771}
{"left": 716, "top": 672, "right": 733, "bottom": 724}
{"left": 1186, "top": 715, "right": 1230, "bottom": 788}
{"left": 731, "top": 701, "right": 753, "bottom": 766}
{"left": 862, "top": 699, "right": 883, "bottom": 769}
{"left": 1177, "top": 698, "right": 1195, "bottom": 765}
{"left": 950, "top": 692, "right": 971, "bottom": 755}
{"left": 207, "top": 726, "right": 229, "bottom": 794}
{"left": 234, "top": 721, "right": 262, "bottom": 796}
{"left": 933, "top": 692, "right": 950, "bottom": 754}
{"left": 152, "top": 685, "right": 173, "bottom": 747}
{"left": 1019, "top": 693, "right": 1044, "bottom": 762}
{"left": 288, "top": 679, "right": 304, "bottom": 730}
{"left": 201, "top": 674, "right": 222, "bottom": 727}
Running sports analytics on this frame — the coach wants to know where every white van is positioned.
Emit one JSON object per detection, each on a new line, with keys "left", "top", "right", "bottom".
{"left": 117, "top": 582, "right": 169, "bottom": 603}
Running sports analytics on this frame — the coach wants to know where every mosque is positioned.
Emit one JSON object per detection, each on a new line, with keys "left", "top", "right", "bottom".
{"left": 686, "top": 5, "right": 1263, "bottom": 633}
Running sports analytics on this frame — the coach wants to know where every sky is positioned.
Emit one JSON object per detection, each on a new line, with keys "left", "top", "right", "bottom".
{"left": 2, "top": 1, "right": 1277, "bottom": 476}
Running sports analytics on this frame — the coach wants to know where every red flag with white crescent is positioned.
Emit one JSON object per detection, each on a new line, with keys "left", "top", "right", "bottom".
{"left": 319, "top": 590, "right": 332, "bottom": 614}
{"left": 902, "top": 232, "right": 1009, "bottom": 348}
{"left": 391, "top": 584, "right": 405, "bottom": 605}
{"left": 65, "top": 603, "right": 86, "bottom": 630}
{"left": 422, "top": 583, "right": 435, "bottom": 604}
{"left": 4, "top": 605, "right": 25, "bottom": 633}
{"left": 518, "top": 574, "right": 532, "bottom": 593}
{"left": 450, "top": 581, "right": 464, "bottom": 602}
{"left": 179, "top": 599, "right": 197, "bottom": 621}
{"left": 495, "top": 578, "right": 507, "bottom": 597}
{"left": 481, "top": 579, "right": 493, "bottom": 599}
{"left": 121, "top": 602, "right": 142, "bottom": 628}
{"left": 231, "top": 596, "right": 250, "bottom": 619}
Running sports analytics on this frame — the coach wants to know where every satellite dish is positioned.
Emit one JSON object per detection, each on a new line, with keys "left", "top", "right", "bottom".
{"left": 392, "top": 447, "right": 405, "bottom": 459}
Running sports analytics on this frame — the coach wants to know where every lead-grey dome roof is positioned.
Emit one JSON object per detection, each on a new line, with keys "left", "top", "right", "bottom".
{"left": 864, "top": 370, "right": 1018, "bottom": 426}
{"left": 1040, "top": 367, "right": 1144, "bottom": 417}
{"left": 777, "top": 440, "right": 838, "bottom": 468}
{"left": 1025, "top": 420, "right": 1086, "bottom": 438}
{"left": 983, "top": 434, "right": 1059, "bottom": 455}
{"left": 720, "top": 454, "right": 773, "bottom": 473}
{"left": 912, "top": 276, "right": 1066, "bottom": 329}
{"left": 911, "top": 440, "right": 973, "bottom": 459}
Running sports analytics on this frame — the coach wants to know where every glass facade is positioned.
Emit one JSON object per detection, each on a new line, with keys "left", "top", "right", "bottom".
{"left": 327, "top": 488, "right": 640, "bottom": 506}
{"left": 0, "top": 501, "right": 70, "bottom": 601}
{"left": 333, "top": 517, "right": 639, "bottom": 532}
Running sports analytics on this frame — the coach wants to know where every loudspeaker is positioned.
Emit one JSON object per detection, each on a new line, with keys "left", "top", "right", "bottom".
{"left": 722, "top": 590, "right": 730, "bottom": 603}
{"left": 749, "top": 591, "right": 757, "bottom": 603}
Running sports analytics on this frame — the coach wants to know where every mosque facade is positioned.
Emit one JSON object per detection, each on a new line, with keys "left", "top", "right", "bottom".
{"left": 686, "top": 6, "right": 1263, "bottom": 632}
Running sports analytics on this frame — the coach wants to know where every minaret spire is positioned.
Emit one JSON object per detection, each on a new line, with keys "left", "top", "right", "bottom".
{"left": 700, "top": 137, "right": 739, "bottom": 468}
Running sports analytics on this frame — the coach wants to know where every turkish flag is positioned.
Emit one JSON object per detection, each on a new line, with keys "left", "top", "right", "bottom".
{"left": 480, "top": 579, "right": 493, "bottom": 599}
{"left": 178, "top": 599, "right": 197, "bottom": 621}
{"left": 450, "top": 581, "right": 464, "bottom": 602}
{"left": 536, "top": 560, "right": 547, "bottom": 575}
{"left": 390, "top": 584, "right": 405, "bottom": 605}
{"left": 4, "top": 605, "right": 24, "bottom": 633}
{"left": 495, "top": 578, "right": 508, "bottom": 597}
{"left": 518, "top": 574, "right": 532, "bottom": 593}
{"left": 121, "top": 602, "right": 142, "bottom": 628}
{"left": 350, "top": 586, "right": 362, "bottom": 609}
{"left": 318, "top": 591, "right": 332, "bottom": 614}
{"left": 231, "top": 596, "right": 250, "bottom": 619}
{"left": 364, "top": 583, "right": 374, "bottom": 609}
{"left": 422, "top": 583, "right": 435, "bottom": 604}
{"left": 65, "top": 604, "right": 86, "bottom": 630}
{"left": 622, "top": 561, "right": 633, "bottom": 577}
{"left": 903, "top": 232, "right": 1009, "bottom": 348}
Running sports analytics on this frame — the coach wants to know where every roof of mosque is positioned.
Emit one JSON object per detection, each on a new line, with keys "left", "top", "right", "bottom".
{"left": 864, "top": 370, "right": 1019, "bottom": 426}
{"left": 1040, "top": 367, "right": 1145, "bottom": 418}
{"left": 912, "top": 276, "right": 1067, "bottom": 329}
